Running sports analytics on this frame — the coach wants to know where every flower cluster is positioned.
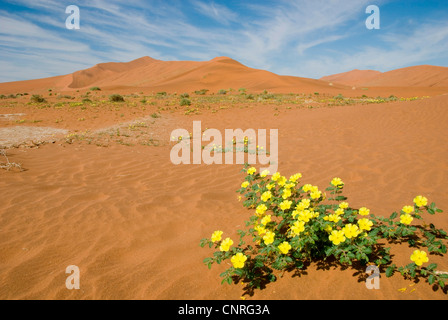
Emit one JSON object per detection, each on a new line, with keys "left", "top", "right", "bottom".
{"left": 200, "top": 165, "right": 448, "bottom": 291}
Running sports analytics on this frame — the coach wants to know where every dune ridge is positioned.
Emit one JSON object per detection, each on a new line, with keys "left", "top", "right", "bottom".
{"left": 321, "top": 65, "right": 448, "bottom": 88}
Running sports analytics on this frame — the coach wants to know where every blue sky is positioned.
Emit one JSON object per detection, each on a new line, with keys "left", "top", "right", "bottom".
{"left": 0, "top": 0, "right": 447, "bottom": 82}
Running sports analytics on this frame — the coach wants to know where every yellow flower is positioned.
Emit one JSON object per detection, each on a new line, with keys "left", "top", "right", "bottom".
{"left": 266, "top": 183, "right": 275, "bottom": 190}
{"left": 278, "top": 242, "right": 292, "bottom": 254}
{"left": 331, "top": 177, "right": 344, "bottom": 188}
{"left": 289, "top": 173, "right": 302, "bottom": 183}
{"left": 297, "top": 210, "right": 314, "bottom": 223}
{"left": 310, "top": 190, "right": 322, "bottom": 200}
{"left": 231, "top": 253, "right": 247, "bottom": 269}
{"left": 410, "top": 250, "right": 429, "bottom": 266}
{"left": 358, "top": 218, "right": 373, "bottom": 231}
{"left": 402, "top": 206, "right": 414, "bottom": 214}
{"left": 241, "top": 181, "right": 249, "bottom": 188}
{"left": 400, "top": 213, "right": 413, "bottom": 225}
{"left": 254, "top": 224, "right": 266, "bottom": 235}
{"left": 260, "top": 170, "right": 270, "bottom": 177}
{"left": 291, "top": 221, "right": 305, "bottom": 236}
{"left": 343, "top": 224, "right": 360, "bottom": 239}
{"left": 324, "top": 214, "right": 341, "bottom": 223}
{"left": 335, "top": 208, "right": 344, "bottom": 216}
{"left": 256, "top": 204, "right": 268, "bottom": 217}
{"left": 339, "top": 202, "right": 349, "bottom": 209}
{"left": 220, "top": 238, "right": 233, "bottom": 252}
{"left": 285, "top": 182, "right": 296, "bottom": 189}
{"left": 302, "top": 184, "right": 313, "bottom": 192}
{"left": 263, "top": 231, "right": 275, "bottom": 245}
{"left": 279, "top": 200, "right": 292, "bottom": 211}
{"left": 329, "top": 230, "right": 346, "bottom": 245}
{"left": 282, "top": 188, "right": 292, "bottom": 199}
{"left": 324, "top": 225, "right": 333, "bottom": 233}
{"left": 277, "top": 176, "right": 287, "bottom": 186}
{"left": 358, "top": 207, "right": 370, "bottom": 216}
{"left": 247, "top": 167, "right": 257, "bottom": 175}
{"left": 211, "top": 230, "right": 223, "bottom": 242}
{"left": 271, "top": 172, "right": 281, "bottom": 181}
{"left": 413, "top": 195, "right": 428, "bottom": 208}
{"left": 261, "top": 215, "right": 271, "bottom": 226}
{"left": 296, "top": 199, "right": 311, "bottom": 210}
{"left": 261, "top": 191, "right": 272, "bottom": 202}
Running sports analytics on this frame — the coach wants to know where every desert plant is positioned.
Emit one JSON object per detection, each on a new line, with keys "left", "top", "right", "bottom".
{"left": 195, "top": 89, "right": 209, "bottom": 95}
{"left": 201, "top": 165, "right": 447, "bottom": 291}
{"left": 109, "top": 94, "right": 125, "bottom": 102}
{"left": 180, "top": 93, "right": 190, "bottom": 99}
{"left": 90, "top": 87, "right": 101, "bottom": 91}
{"left": 0, "top": 150, "right": 23, "bottom": 171}
{"left": 30, "top": 94, "right": 46, "bottom": 103}
{"left": 218, "top": 89, "right": 227, "bottom": 95}
{"left": 180, "top": 98, "right": 192, "bottom": 106}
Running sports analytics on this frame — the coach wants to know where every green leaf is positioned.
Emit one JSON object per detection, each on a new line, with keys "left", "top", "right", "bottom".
{"left": 386, "top": 266, "right": 395, "bottom": 277}
{"left": 439, "top": 280, "right": 445, "bottom": 288}
{"left": 428, "top": 274, "right": 435, "bottom": 284}
{"left": 427, "top": 263, "right": 437, "bottom": 271}
{"left": 335, "top": 196, "right": 347, "bottom": 201}
{"left": 389, "top": 212, "right": 398, "bottom": 220}
{"left": 427, "top": 208, "right": 435, "bottom": 215}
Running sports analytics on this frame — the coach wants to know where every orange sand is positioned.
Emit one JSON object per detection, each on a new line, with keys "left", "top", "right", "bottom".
{"left": 0, "top": 58, "right": 447, "bottom": 300}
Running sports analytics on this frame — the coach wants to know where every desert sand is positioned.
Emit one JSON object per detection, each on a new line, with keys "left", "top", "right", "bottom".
{"left": 0, "top": 57, "right": 447, "bottom": 300}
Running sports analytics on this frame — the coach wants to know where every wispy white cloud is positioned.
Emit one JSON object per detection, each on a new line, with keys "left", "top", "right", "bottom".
{"left": 191, "top": 0, "right": 238, "bottom": 25}
{"left": 0, "top": 0, "right": 447, "bottom": 82}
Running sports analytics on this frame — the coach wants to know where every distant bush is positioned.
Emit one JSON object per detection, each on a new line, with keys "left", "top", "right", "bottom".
{"left": 180, "top": 98, "right": 192, "bottom": 106}
{"left": 109, "top": 94, "right": 125, "bottom": 102}
{"left": 0, "top": 95, "right": 5, "bottom": 99}
{"left": 90, "top": 87, "right": 101, "bottom": 91}
{"left": 82, "top": 98, "right": 92, "bottom": 103}
{"left": 7, "top": 94, "right": 16, "bottom": 99}
{"left": 157, "top": 92, "right": 167, "bottom": 97}
{"left": 218, "top": 89, "right": 227, "bottom": 95}
{"left": 180, "top": 93, "right": 190, "bottom": 99}
{"left": 246, "top": 94, "right": 255, "bottom": 100}
{"left": 334, "top": 94, "right": 345, "bottom": 100}
{"left": 151, "top": 113, "right": 161, "bottom": 118}
{"left": 195, "top": 89, "right": 209, "bottom": 95}
{"left": 30, "top": 94, "right": 46, "bottom": 103}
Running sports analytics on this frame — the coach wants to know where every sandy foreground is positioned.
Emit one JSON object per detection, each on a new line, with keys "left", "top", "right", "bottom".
{"left": 0, "top": 92, "right": 447, "bottom": 300}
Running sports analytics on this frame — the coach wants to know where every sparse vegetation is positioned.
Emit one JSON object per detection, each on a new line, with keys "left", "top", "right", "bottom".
{"left": 0, "top": 150, "right": 23, "bottom": 171}
{"left": 194, "top": 89, "right": 209, "bottom": 95}
{"left": 180, "top": 98, "right": 192, "bottom": 106}
{"left": 30, "top": 94, "right": 46, "bottom": 103}
{"left": 109, "top": 94, "right": 125, "bottom": 102}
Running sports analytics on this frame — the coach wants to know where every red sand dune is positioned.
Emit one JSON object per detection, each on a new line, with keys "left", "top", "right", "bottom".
{"left": 362, "top": 65, "right": 448, "bottom": 87}
{"left": 320, "top": 69, "right": 382, "bottom": 86}
{"left": 2, "top": 57, "right": 448, "bottom": 98}
{"left": 1, "top": 56, "right": 351, "bottom": 95}
{"left": 321, "top": 65, "right": 448, "bottom": 88}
